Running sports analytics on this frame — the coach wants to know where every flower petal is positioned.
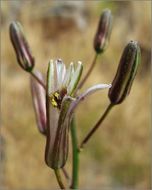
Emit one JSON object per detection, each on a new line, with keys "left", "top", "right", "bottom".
{"left": 68, "top": 61, "right": 83, "bottom": 95}
{"left": 45, "top": 95, "right": 74, "bottom": 169}
{"left": 63, "top": 62, "right": 74, "bottom": 87}
{"left": 45, "top": 97, "right": 60, "bottom": 168}
{"left": 47, "top": 60, "right": 57, "bottom": 94}
{"left": 68, "top": 83, "right": 111, "bottom": 115}
{"left": 30, "top": 71, "right": 46, "bottom": 134}
{"left": 56, "top": 59, "right": 66, "bottom": 89}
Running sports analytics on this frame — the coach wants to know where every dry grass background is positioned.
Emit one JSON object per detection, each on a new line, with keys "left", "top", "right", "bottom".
{"left": 1, "top": 1, "right": 151, "bottom": 190}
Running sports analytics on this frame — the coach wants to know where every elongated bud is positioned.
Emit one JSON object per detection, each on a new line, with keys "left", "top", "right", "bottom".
{"left": 31, "top": 71, "right": 46, "bottom": 134}
{"left": 9, "top": 21, "right": 35, "bottom": 72}
{"left": 94, "top": 9, "right": 112, "bottom": 53}
{"left": 108, "top": 41, "right": 141, "bottom": 104}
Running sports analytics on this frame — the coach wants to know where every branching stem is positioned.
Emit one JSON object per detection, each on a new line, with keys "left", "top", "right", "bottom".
{"left": 78, "top": 53, "right": 98, "bottom": 89}
{"left": 79, "top": 103, "right": 113, "bottom": 149}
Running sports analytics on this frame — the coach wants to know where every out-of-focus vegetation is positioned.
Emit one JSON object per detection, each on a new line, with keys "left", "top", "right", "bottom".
{"left": 1, "top": 1, "right": 151, "bottom": 190}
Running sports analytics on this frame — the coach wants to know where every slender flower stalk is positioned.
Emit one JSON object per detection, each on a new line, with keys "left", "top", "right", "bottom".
{"left": 69, "top": 84, "right": 111, "bottom": 188}
{"left": 77, "top": 54, "right": 98, "bottom": 89}
{"left": 79, "top": 103, "right": 113, "bottom": 150}
{"left": 70, "top": 117, "right": 79, "bottom": 189}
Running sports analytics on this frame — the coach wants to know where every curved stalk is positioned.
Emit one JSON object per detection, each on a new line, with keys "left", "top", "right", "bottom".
{"left": 79, "top": 103, "right": 113, "bottom": 150}
{"left": 78, "top": 53, "right": 98, "bottom": 89}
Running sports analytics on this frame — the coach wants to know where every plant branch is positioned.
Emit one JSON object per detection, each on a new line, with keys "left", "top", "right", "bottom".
{"left": 79, "top": 103, "right": 113, "bottom": 150}
{"left": 77, "top": 53, "right": 98, "bottom": 89}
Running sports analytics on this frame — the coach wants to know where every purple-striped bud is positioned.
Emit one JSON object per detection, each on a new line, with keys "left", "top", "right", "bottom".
{"left": 94, "top": 9, "right": 112, "bottom": 53}
{"left": 108, "top": 41, "right": 141, "bottom": 104}
{"left": 31, "top": 71, "right": 46, "bottom": 135}
{"left": 9, "top": 21, "right": 35, "bottom": 72}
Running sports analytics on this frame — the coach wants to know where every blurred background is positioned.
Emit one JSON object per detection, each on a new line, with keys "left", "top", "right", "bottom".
{"left": 1, "top": 1, "right": 151, "bottom": 190}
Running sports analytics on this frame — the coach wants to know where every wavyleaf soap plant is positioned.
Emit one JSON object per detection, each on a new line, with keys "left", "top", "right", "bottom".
{"left": 9, "top": 8, "right": 141, "bottom": 189}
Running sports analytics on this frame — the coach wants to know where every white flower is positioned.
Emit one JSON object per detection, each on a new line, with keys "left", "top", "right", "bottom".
{"left": 45, "top": 59, "right": 111, "bottom": 169}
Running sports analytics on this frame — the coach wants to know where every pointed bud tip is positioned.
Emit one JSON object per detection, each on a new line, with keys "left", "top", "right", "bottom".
{"left": 94, "top": 9, "right": 113, "bottom": 53}
{"left": 56, "top": 58, "right": 63, "bottom": 64}
{"left": 9, "top": 21, "right": 35, "bottom": 72}
{"left": 49, "top": 59, "right": 54, "bottom": 64}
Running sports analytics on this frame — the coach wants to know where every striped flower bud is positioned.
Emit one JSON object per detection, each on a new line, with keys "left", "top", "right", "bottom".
{"left": 108, "top": 41, "right": 141, "bottom": 104}
{"left": 30, "top": 71, "right": 46, "bottom": 135}
{"left": 9, "top": 21, "right": 35, "bottom": 72}
{"left": 94, "top": 9, "right": 112, "bottom": 53}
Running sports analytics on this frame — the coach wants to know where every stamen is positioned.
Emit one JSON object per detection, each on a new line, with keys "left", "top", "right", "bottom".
{"left": 51, "top": 99, "right": 58, "bottom": 107}
{"left": 49, "top": 88, "right": 67, "bottom": 109}
{"left": 54, "top": 92, "right": 60, "bottom": 98}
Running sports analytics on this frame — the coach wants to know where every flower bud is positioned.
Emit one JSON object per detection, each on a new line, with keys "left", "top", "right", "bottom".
{"left": 108, "top": 41, "right": 141, "bottom": 104}
{"left": 94, "top": 9, "right": 112, "bottom": 53}
{"left": 9, "top": 21, "right": 35, "bottom": 72}
{"left": 30, "top": 71, "right": 46, "bottom": 134}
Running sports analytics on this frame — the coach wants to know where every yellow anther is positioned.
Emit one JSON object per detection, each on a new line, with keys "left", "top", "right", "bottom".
{"left": 49, "top": 91, "right": 62, "bottom": 108}
{"left": 54, "top": 92, "right": 60, "bottom": 99}
{"left": 51, "top": 98, "right": 58, "bottom": 107}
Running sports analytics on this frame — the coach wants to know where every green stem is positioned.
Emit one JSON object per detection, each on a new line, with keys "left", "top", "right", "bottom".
{"left": 79, "top": 103, "right": 113, "bottom": 150}
{"left": 54, "top": 169, "right": 66, "bottom": 189}
{"left": 70, "top": 117, "right": 79, "bottom": 189}
{"left": 78, "top": 53, "right": 98, "bottom": 89}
